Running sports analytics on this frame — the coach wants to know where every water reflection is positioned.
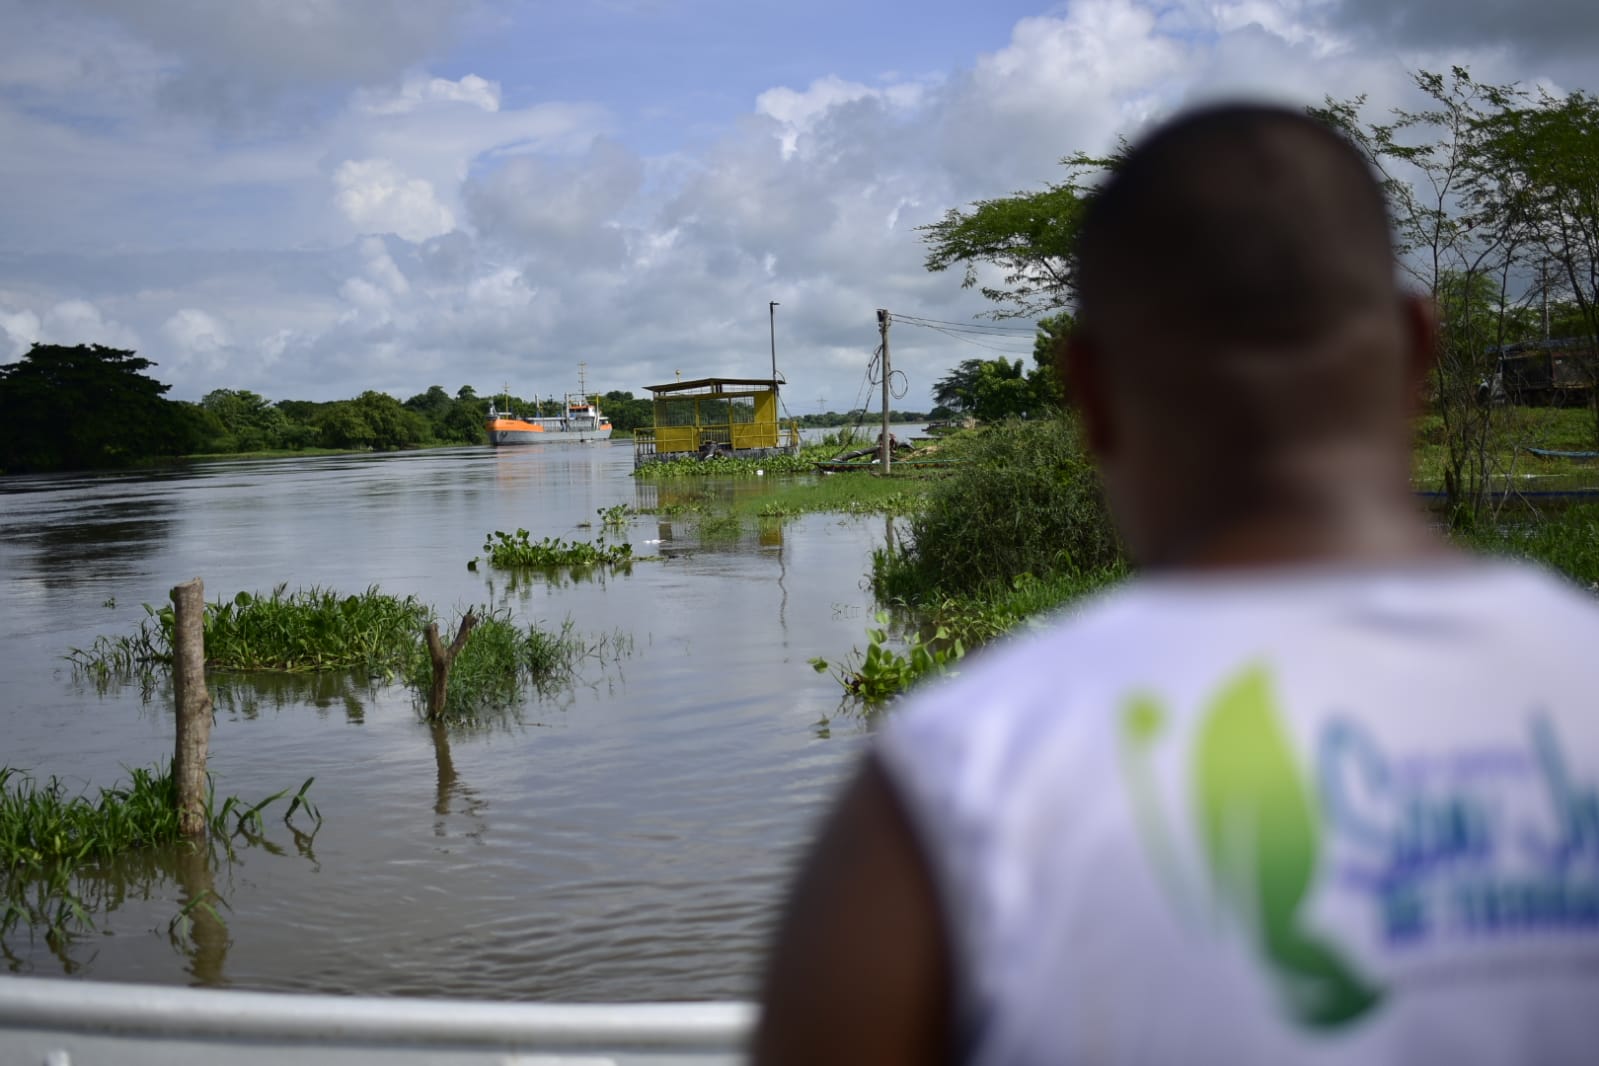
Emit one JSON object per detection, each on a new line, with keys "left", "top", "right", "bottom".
{"left": 212, "top": 673, "right": 381, "bottom": 725}
{"left": 429, "top": 720, "right": 487, "bottom": 842}
{"left": 1, "top": 495, "right": 176, "bottom": 586}
{"left": 172, "top": 843, "right": 229, "bottom": 986}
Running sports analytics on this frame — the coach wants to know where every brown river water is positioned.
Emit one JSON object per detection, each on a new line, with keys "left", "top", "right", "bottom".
{"left": 0, "top": 440, "right": 901, "bottom": 1000}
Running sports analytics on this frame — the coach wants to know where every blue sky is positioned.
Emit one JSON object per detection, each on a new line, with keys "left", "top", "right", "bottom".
{"left": 1, "top": 0, "right": 1594, "bottom": 411}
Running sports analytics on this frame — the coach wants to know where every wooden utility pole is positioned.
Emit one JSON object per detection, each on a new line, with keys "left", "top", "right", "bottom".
{"left": 878, "top": 308, "right": 892, "bottom": 475}
{"left": 170, "top": 578, "right": 213, "bottom": 838}
{"left": 424, "top": 613, "right": 478, "bottom": 721}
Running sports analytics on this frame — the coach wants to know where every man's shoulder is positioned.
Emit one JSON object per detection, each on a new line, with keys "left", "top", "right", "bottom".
{"left": 879, "top": 558, "right": 1599, "bottom": 751}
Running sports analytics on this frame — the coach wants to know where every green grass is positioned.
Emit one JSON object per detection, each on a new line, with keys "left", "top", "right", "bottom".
{"left": 1456, "top": 503, "right": 1599, "bottom": 587}
{"left": 69, "top": 585, "right": 430, "bottom": 674}
{"left": 1, "top": 764, "right": 319, "bottom": 944}
{"left": 738, "top": 474, "right": 935, "bottom": 519}
{"left": 1412, "top": 407, "right": 1599, "bottom": 491}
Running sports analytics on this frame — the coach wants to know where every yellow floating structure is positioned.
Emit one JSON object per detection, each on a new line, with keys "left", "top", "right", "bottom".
{"left": 633, "top": 378, "right": 800, "bottom": 467}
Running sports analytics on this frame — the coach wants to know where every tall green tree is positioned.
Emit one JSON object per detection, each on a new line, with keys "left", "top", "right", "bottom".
{"left": 0, "top": 344, "right": 203, "bottom": 472}
{"left": 318, "top": 391, "right": 428, "bottom": 450}
{"left": 1475, "top": 89, "right": 1599, "bottom": 437}
{"left": 1312, "top": 68, "right": 1535, "bottom": 526}
{"left": 919, "top": 149, "right": 1125, "bottom": 319}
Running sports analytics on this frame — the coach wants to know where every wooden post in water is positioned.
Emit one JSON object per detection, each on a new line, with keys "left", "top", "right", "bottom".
{"left": 171, "top": 578, "right": 213, "bottom": 838}
{"left": 424, "top": 613, "right": 478, "bottom": 721}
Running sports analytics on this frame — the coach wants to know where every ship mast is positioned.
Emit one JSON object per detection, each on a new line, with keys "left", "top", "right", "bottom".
{"left": 578, "top": 361, "right": 589, "bottom": 404}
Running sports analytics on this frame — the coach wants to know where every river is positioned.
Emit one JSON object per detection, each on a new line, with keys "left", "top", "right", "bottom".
{"left": 0, "top": 438, "right": 909, "bottom": 1001}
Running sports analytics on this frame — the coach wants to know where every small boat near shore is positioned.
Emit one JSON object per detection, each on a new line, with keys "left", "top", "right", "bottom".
{"left": 486, "top": 366, "right": 613, "bottom": 446}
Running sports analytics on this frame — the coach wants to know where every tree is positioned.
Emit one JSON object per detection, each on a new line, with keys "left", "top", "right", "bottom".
{"left": 202, "top": 388, "right": 287, "bottom": 451}
{"left": 971, "top": 358, "right": 1032, "bottom": 422}
{"left": 1029, "top": 312, "right": 1073, "bottom": 409}
{"left": 1475, "top": 89, "right": 1599, "bottom": 438}
{"left": 0, "top": 344, "right": 203, "bottom": 472}
{"left": 602, "top": 390, "right": 654, "bottom": 433}
{"left": 1312, "top": 68, "right": 1536, "bottom": 527}
{"left": 318, "top": 391, "right": 428, "bottom": 450}
{"left": 919, "top": 149, "right": 1125, "bottom": 319}
{"left": 932, "top": 359, "right": 987, "bottom": 413}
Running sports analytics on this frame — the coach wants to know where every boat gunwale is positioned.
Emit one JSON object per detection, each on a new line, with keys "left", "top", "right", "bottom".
{"left": 0, "top": 976, "right": 751, "bottom": 1051}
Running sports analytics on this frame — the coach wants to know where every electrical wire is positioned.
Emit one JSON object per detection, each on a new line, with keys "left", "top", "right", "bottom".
{"left": 889, "top": 312, "right": 1038, "bottom": 335}
{"left": 904, "top": 321, "right": 1035, "bottom": 356}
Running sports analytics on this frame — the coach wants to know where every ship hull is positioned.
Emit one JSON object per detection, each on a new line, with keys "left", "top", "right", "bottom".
{"left": 489, "top": 425, "right": 614, "bottom": 445}
{"left": 486, "top": 382, "right": 613, "bottom": 446}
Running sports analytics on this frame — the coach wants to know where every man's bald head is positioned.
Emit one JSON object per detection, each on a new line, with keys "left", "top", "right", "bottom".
{"left": 1066, "top": 104, "right": 1433, "bottom": 568}
{"left": 1077, "top": 104, "right": 1397, "bottom": 353}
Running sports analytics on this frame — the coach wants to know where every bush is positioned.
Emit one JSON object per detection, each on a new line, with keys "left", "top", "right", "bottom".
{"left": 876, "top": 415, "right": 1123, "bottom": 600}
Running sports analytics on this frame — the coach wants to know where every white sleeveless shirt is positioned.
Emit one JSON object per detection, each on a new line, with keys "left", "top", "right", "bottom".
{"left": 876, "top": 560, "right": 1599, "bottom": 1065}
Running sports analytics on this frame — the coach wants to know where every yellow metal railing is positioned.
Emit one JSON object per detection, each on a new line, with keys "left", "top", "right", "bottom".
{"left": 634, "top": 420, "right": 796, "bottom": 461}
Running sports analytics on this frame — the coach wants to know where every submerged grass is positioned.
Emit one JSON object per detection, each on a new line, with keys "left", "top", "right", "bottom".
{"left": 1, "top": 763, "right": 319, "bottom": 944}
{"left": 67, "top": 583, "right": 620, "bottom": 726}
{"left": 68, "top": 584, "right": 429, "bottom": 674}
{"left": 403, "top": 612, "right": 591, "bottom": 724}
{"left": 740, "top": 474, "right": 935, "bottom": 519}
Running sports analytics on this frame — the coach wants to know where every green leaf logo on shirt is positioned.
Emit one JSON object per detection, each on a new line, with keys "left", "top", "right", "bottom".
{"left": 1193, "top": 666, "right": 1383, "bottom": 1027}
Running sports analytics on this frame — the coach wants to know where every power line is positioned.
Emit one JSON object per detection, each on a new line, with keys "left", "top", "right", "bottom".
{"left": 903, "top": 321, "right": 1035, "bottom": 356}
{"left": 889, "top": 312, "right": 1039, "bottom": 335}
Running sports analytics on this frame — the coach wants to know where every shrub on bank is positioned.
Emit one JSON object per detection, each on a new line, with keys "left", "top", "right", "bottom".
{"left": 875, "top": 414, "right": 1123, "bottom": 602}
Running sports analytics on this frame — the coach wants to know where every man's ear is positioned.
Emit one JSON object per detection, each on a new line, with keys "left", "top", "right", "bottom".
{"left": 1062, "top": 331, "right": 1113, "bottom": 459}
{"left": 1401, "top": 293, "right": 1437, "bottom": 418}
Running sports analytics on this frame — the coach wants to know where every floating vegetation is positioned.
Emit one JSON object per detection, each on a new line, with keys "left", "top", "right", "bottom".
{"left": 597, "top": 503, "right": 635, "bottom": 529}
{"left": 478, "top": 528, "right": 634, "bottom": 569}
{"left": 68, "top": 585, "right": 429, "bottom": 675}
{"left": 810, "top": 612, "right": 963, "bottom": 707}
{"left": 0, "top": 764, "right": 319, "bottom": 945}
{"left": 632, "top": 450, "right": 826, "bottom": 480}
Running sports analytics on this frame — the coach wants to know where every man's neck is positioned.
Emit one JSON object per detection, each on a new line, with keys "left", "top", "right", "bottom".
{"left": 1148, "top": 446, "right": 1448, "bottom": 572}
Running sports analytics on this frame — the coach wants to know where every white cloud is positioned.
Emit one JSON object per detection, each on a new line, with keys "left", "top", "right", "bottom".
{"left": 334, "top": 159, "right": 457, "bottom": 241}
{"left": 63, "top": 0, "right": 471, "bottom": 101}
{"left": 0, "top": 307, "right": 42, "bottom": 359}
{"left": 41, "top": 300, "right": 141, "bottom": 352}
{"left": 465, "top": 139, "right": 642, "bottom": 265}
{"left": 161, "top": 308, "right": 233, "bottom": 375}
{"left": 0, "top": 0, "right": 1586, "bottom": 408}
{"left": 359, "top": 74, "right": 501, "bottom": 115}
{"left": 756, "top": 75, "right": 925, "bottom": 158}
{"left": 162, "top": 308, "right": 231, "bottom": 352}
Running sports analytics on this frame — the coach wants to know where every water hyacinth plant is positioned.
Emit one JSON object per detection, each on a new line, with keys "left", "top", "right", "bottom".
{"left": 69, "top": 584, "right": 430, "bottom": 674}
{"left": 477, "top": 528, "right": 634, "bottom": 569}
{"left": 810, "top": 612, "right": 963, "bottom": 707}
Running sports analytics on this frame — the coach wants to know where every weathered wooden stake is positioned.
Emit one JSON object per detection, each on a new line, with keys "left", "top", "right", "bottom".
{"left": 171, "top": 578, "right": 214, "bottom": 838}
{"left": 424, "top": 613, "right": 478, "bottom": 721}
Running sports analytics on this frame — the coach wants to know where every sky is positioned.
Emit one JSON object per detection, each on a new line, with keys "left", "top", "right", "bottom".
{"left": 1, "top": 0, "right": 1595, "bottom": 413}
